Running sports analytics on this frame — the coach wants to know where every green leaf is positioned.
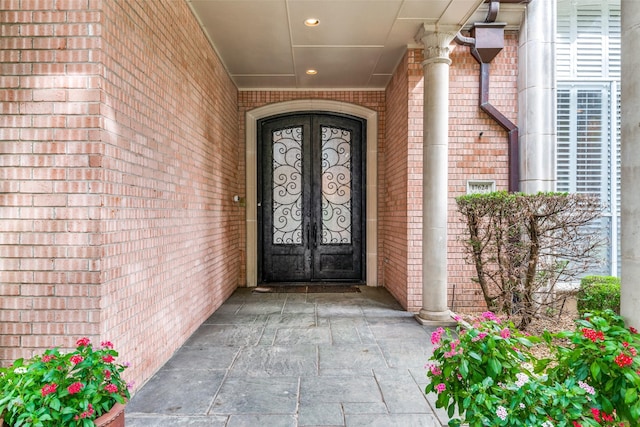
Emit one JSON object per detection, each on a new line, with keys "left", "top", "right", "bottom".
{"left": 468, "top": 351, "right": 482, "bottom": 362}
{"left": 488, "top": 357, "right": 502, "bottom": 377}
{"left": 625, "top": 387, "right": 638, "bottom": 404}
{"left": 463, "top": 396, "right": 471, "bottom": 409}
{"left": 460, "top": 359, "right": 469, "bottom": 378}
{"left": 590, "top": 361, "right": 601, "bottom": 380}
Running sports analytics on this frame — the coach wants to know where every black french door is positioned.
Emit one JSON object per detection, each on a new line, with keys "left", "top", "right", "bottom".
{"left": 258, "top": 113, "right": 365, "bottom": 282}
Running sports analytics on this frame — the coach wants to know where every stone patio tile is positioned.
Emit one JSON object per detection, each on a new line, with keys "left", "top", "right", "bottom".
{"left": 318, "top": 344, "right": 387, "bottom": 372}
{"left": 274, "top": 326, "right": 331, "bottom": 345}
{"left": 366, "top": 318, "right": 432, "bottom": 341}
{"left": 228, "top": 345, "right": 317, "bottom": 377}
{"left": 328, "top": 318, "right": 373, "bottom": 344}
{"left": 374, "top": 374, "right": 431, "bottom": 414}
{"left": 227, "top": 414, "right": 297, "bottom": 427}
{"left": 266, "top": 313, "right": 318, "bottom": 327}
{"left": 341, "top": 402, "right": 388, "bottom": 414}
{"left": 299, "top": 376, "right": 382, "bottom": 404}
{"left": 126, "top": 415, "right": 227, "bottom": 426}
{"left": 210, "top": 377, "right": 299, "bottom": 415}
{"left": 298, "top": 402, "right": 344, "bottom": 426}
{"left": 345, "top": 413, "right": 441, "bottom": 427}
{"left": 377, "top": 339, "right": 432, "bottom": 369}
{"left": 183, "top": 324, "right": 263, "bottom": 347}
{"left": 161, "top": 345, "right": 239, "bottom": 370}
{"left": 126, "top": 369, "right": 225, "bottom": 415}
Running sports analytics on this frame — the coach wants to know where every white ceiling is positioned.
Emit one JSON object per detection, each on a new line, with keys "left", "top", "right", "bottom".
{"left": 187, "top": 0, "right": 527, "bottom": 90}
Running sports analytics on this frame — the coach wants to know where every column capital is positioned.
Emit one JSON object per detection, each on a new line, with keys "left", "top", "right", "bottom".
{"left": 415, "top": 24, "right": 458, "bottom": 64}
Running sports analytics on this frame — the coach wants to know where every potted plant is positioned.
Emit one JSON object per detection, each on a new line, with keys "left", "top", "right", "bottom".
{"left": 0, "top": 337, "right": 131, "bottom": 427}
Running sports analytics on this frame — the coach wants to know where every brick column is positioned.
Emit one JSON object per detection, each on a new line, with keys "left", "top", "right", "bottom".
{"left": 621, "top": 0, "right": 640, "bottom": 329}
{"left": 415, "top": 25, "right": 457, "bottom": 324}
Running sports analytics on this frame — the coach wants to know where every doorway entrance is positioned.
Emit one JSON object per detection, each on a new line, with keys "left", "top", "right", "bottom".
{"left": 258, "top": 113, "right": 365, "bottom": 283}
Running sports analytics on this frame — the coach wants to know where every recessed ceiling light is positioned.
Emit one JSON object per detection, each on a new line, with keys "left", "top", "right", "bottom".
{"left": 304, "top": 18, "right": 320, "bottom": 27}
{"left": 306, "top": 69, "right": 318, "bottom": 75}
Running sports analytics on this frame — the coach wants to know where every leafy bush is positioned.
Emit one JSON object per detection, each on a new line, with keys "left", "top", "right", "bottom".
{"left": 577, "top": 275, "right": 620, "bottom": 315}
{"left": 456, "top": 191, "right": 604, "bottom": 329}
{"left": 425, "top": 310, "right": 640, "bottom": 426}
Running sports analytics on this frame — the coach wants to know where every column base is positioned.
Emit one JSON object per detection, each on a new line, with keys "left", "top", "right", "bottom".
{"left": 415, "top": 309, "right": 457, "bottom": 326}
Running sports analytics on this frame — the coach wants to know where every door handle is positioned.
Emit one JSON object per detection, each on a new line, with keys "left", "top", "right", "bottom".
{"left": 307, "top": 224, "right": 310, "bottom": 250}
{"left": 313, "top": 224, "right": 317, "bottom": 247}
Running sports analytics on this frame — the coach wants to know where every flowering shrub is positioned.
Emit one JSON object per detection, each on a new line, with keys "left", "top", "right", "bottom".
{"left": 0, "top": 338, "right": 131, "bottom": 427}
{"left": 425, "top": 311, "right": 640, "bottom": 427}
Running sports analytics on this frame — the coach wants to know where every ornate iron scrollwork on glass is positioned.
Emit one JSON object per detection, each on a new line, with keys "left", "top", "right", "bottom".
{"left": 272, "top": 127, "right": 303, "bottom": 245}
{"left": 321, "top": 126, "right": 352, "bottom": 244}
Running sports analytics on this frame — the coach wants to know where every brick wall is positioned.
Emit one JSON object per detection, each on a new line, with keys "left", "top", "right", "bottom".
{"left": 448, "top": 34, "right": 517, "bottom": 312}
{"left": 383, "top": 34, "right": 517, "bottom": 313}
{"left": 0, "top": 0, "right": 240, "bottom": 387}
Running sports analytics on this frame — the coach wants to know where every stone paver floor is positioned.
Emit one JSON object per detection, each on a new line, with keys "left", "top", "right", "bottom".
{"left": 126, "top": 286, "right": 448, "bottom": 426}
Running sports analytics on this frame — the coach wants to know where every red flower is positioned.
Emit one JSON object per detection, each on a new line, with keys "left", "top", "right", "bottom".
{"left": 614, "top": 353, "right": 633, "bottom": 368}
{"left": 602, "top": 412, "right": 615, "bottom": 422}
{"left": 41, "top": 383, "right": 58, "bottom": 397}
{"left": 70, "top": 355, "right": 84, "bottom": 365}
{"left": 42, "top": 354, "right": 55, "bottom": 363}
{"left": 76, "top": 337, "right": 91, "bottom": 347}
{"left": 630, "top": 326, "right": 638, "bottom": 334}
{"left": 104, "top": 369, "right": 112, "bottom": 380}
{"left": 101, "top": 341, "right": 114, "bottom": 349}
{"left": 74, "top": 403, "right": 95, "bottom": 420}
{"left": 67, "top": 382, "right": 84, "bottom": 394}
{"left": 572, "top": 422, "right": 583, "bottom": 427}
{"left": 102, "top": 354, "right": 115, "bottom": 363}
{"left": 582, "top": 328, "right": 605, "bottom": 342}
{"left": 104, "top": 383, "right": 119, "bottom": 393}
{"left": 591, "top": 408, "right": 601, "bottom": 423}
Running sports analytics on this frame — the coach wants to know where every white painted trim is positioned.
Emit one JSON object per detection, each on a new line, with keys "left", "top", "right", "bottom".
{"left": 245, "top": 100, "right": 378, "bottom": 287}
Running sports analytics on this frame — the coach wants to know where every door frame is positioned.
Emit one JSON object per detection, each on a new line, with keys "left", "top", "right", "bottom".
{"left": 245, "top": 100, "right": 378, "bottom": 287}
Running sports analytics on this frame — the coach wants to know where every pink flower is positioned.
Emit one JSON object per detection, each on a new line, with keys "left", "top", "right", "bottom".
{"left": 76, "top": 337, "right": 91, "bottom": 347}
{"left": 428, "top": 364, "right": 442, "bottom": 376}
{"left": 70, "top": 355, "right": 84, "bottom": 365}
{"left": 67, "top": 382, "right": 84, "bottom": 394}
{"left": 435, "top": 383, "right": 446, "bottom": 393}
{"left": 500, "top": 328, "right": 510, "bottom": 339}
{"left": 104, "top": 383, "right": 119, "bottom": 393}
{"left": 41, "top": 383, "right": 58, "bottom": 397}
{"left": 496, "top": 405, "right": 508, "bottom": 420}
{"left": 431, "top": 327, "right": 446, "bottom": 347}
{"left": 578, "top": 380, "right": 595, "bottom": 395}
{"left": 481, "top": 311, "right": 500, "bottom": 323}
{"left": 472, "top": 332, "right": 487, "bottom": 342}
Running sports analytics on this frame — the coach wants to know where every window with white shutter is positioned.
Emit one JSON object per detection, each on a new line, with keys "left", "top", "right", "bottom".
{"left": 556, "top": 0, "right": 621, "bottom": 276}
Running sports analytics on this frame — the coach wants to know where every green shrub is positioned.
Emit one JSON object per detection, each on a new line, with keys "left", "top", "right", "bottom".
{"left": 577, "top": 275, "right": 620, "bottom": 315}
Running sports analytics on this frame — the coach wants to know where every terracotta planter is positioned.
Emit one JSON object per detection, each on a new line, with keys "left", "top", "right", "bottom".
{"left": 0, "top": 403, "right": 125, "bottom": 427}
{"left": 94, "top": 402, "right": 126, "bottom": 427}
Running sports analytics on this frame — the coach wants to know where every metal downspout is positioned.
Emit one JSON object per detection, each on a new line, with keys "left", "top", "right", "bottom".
{"left": 454, "top": 0, "right": 520, "bottom": 192}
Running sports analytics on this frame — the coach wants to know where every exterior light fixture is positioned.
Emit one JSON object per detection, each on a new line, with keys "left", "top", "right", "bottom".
{"left": 306, "top": 69, "right": 318, "bottom": 75}
{"left": 304, "top": 18, "right": 320, "bottom": 27}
